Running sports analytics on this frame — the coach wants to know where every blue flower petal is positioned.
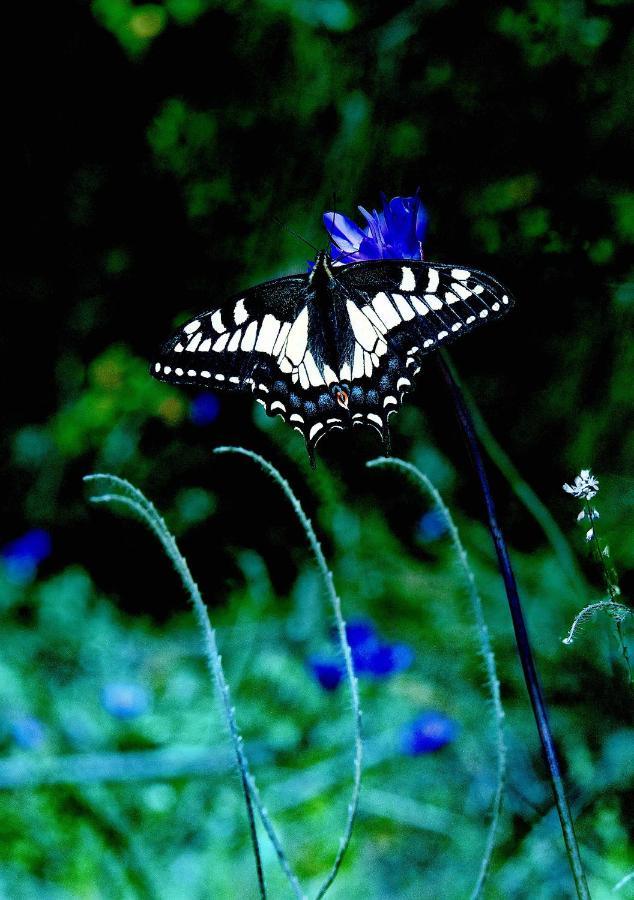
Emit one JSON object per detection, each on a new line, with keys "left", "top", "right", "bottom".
{"left": 1, "top": 529, "right": 52, "bottom": 566}
{"left": 355, "top": 641, "right": 414, "bottom": 677}
{"left": 101, "top": 682, "right": 150, "bottom": 720}
{"left": 344, "top": 619, "right": 377, "bottom": 649}
{"left": 418, "top": 509, "right": 449, "bottom": 542}
{"left": 323, "top": 211, "right": 367, "bottom": 252}
{"left": 190, "top": 393, "right": 220, "bottom": 426}
{"left": 309, "top": 657, "right": 344, "bottom": 691}
{"left": 324, "top": 192, "right": 428, "bottom": 264}
{"left": 10, "top": 715, "right": 45, "bottom": 750}
{"left": 400, "top": 711, "right": 458, "bottom": 755}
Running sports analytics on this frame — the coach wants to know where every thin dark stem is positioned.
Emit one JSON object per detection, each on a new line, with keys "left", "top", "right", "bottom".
{"left": 436, "top": 352, "right": 590, "bottom": 900}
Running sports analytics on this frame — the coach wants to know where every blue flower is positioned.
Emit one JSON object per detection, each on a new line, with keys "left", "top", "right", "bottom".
{"left": 400, "top": 711, "right": 458, "bottom": 755}
{"left": 308, "top": 657, "right": 344, "bottom": 691}
{"left": 344, "top": 619, "right": 377, "bottom": 649}
{"left": 1, "top": 529, "right": 52, "bottom": 584}
{"left": 323, "top": 192, "right": 428, "bottom": 264}
{"left": 190, "top": 393, "right": 220, "bottom": 426}
{"left": 417, "top": 509, "right": 449, "bottom": 542}
{"left": 10, "top": 715, "right": 46, "bottom": 750}
{"left": 101, "top": 682, "right": 150, "bottom": 720}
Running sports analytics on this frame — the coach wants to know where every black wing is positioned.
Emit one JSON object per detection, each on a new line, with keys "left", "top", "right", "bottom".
{"left": 330, "top": 259, "right": 514, "bottom": 444}
{"left": 151, "top": 272, "right": 349, "bottom": 460}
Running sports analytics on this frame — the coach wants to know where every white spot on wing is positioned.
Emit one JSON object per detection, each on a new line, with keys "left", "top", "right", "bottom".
{"left": 154, "top": 363, "right": 161, "bottom": 372}
{"left": 186, "top": 332, "right": 202, "bottom": 352}
{"left": 424, "top": 293, "right": 443, "bottom": 311}
{"left": 438, "top": 330, "right": 448, "bottom": 339}
{"left": 290, "top": 413, "right": 304, "bottom": 423}
{"left": 212, "top": 332, "right": 230, "bottom": 352}
{"left": 372, "top": 292, "right": 400, "bottom": 329}
{"left": 211, "top": 311, "right": 225, "bottom": 333}
{"left": 298, "top": 364, "right": 310, "bottom": 390}
{"left": 241, "top": 320, "right": 258, "bottom": 351}
{"left": 228, "top": 330, "right": 242, "bottom": 352}
{"left": 479, "top": 309, "right": 488, "bottom": 318}
{"left": 340, "top": 362, "right": 351, "bottom": 382}
{"left": 451, "top": 269, "right": 470, "bottom": 280}
{"left": 347, "top": 300, "right": 379, "bottom": 350}
{"left": 452, "top": 282, "right": 473, "bottom": 300}
{"left": 410, "top": 296, "right": 429, "bottom": 316}
{"left": 323, "top": 365, "right": 338, "bottom": 385}
{"left": 392, "top": 293, "right": 415, "bottom": 321}
{"left": 397, "top": 377, "right": 410, "bottom": 391}
{"left": 361, "top": 305, "right": 387, "bottom": 335}
{"left": 201, "top": 370, "right": 211, "bottom": 377}
{"left": 492, "top": 302, "right": 500, "bottom": 311}
{"left": 272, "top": 321, "right": 292, "bottom": 356}
{"left": 184, "top": 320, "right": 200, "bottom": 334}
{"left": 367, "top": 413, "right": 383, "bottom": 427}
{"left": 352, "top": 343, "right": 365, "bottom": 379}
{"left": 233, "top": 298, "right": 248, "bottom": 326}
{"left": 383, "top": 395, "right": 397, "bottom": 407}
{"left": 304, "top": 352, "right": 325, "bottom": 386}
{"left": 309, "top": 422, "right": 323, "bottom": 441}
{"left": 164, "top": 366, "right": 171, "bottom": 374}
{"left": 426, "top": 269, "right": 439, "bottom": 293}
{"left": 199, "top": 338, "right": 212, "bottom": 352}
{"left": 175, "top": 343, "right": 184, "bottom": 352}
{"left": 187, "top": 369, "right": 196, "bottom": 376}
{"left": 285, "top": 306, "right": 309, "bottom": 365}
{"left": 399, "top": 267, "right": 416, "bottom": 291}
{"left": 423, "top": 339, "right": 434, "bottom": 347}
{"left": 364, "top": 351, "right": 373, "bottom": 378}
{"left": 255, "top": 314, "right": 281, "bottom": 354}
{"left": 451, "top": 323, "right": 462, "bottom": 331}
{"left": 270, "top": 400, "right": 286, "bottom": 414}
{"left": 175, "top": 368, "right": 183, "bottom": 376}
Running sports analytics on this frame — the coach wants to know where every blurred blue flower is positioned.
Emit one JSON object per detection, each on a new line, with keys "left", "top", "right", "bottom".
{"left": 101, "top": 682, "right": 150, "bottom": 720}
{"left": 10, "top": 715, "right": 46, "bottom": 750}
{"left": 1, "top": 529, "right": 52, "bottom": 584}
{"left": 323, "top": 192, "right": 428, "bottom": 264}
{"left": 190, "top": 393, "right": 220, "bottom": 426}
{"left": 418, "top": 509, "right": 449, "bottom": 542}
{"left": 355, "top": 641, "right": 415, "bottom": 677}
{"left": 308, "top": 657, "right": 344, "bottom": 691}
{"left": 401, "top": 711, "right": 458, "bottom": 755}
{"left": 311, "top": 618, "right": 415, "bottom": 690}
{"left": 344, "top": 619, "right": 377, "bottom": 649}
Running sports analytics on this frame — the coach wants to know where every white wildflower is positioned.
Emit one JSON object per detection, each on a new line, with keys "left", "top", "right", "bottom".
{"left": 563, "top": 468, "right": 599, "bottom": 500}
{"left": 577, "top": 510, "right": 585, "bottom": 521}
{"left": 585, "top": 528, "right": 594, "bottom": 541}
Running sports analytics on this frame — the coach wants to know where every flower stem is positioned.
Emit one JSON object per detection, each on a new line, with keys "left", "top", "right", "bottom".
{"left": 436, "top": 353, "right": 590, "bottom": 900}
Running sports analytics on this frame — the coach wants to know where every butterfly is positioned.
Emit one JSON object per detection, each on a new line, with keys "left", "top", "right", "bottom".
{"left": 151, "top": 252, "right": 514, "bottom": 464}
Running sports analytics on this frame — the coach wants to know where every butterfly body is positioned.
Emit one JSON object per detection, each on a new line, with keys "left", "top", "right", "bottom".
{"left": 151, "top": 251, "right": 513, "bottom": 463}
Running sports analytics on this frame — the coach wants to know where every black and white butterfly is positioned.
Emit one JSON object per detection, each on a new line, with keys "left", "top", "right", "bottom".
{"left": 151, "top": 253, "right": 514, "bottom": 464}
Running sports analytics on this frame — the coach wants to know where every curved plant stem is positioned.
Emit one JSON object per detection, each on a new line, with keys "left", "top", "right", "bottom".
{"left": 443, "top": 356, "right": 585, "bottom": 596}
{"left": 368, "top": 457, "right": 506, "bottom": 899}
{"left": 215, "top": 447, "right": 363, "bottom": 900}
{"left": 436, "top": 354, "right": 591, "bottom": 900}
{"left": 83, "top": 474, "right": 269, "bottom": 900}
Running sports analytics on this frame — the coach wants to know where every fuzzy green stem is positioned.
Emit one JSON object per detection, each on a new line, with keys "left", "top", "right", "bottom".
{"left": 368, "top": 457, "right": 506, "bottom": 899}
{"left": 214, "top": 447, "right": 363, "bottom": 900}
{"left": 436, "top": 355, "right": 590, "bottom": 900}
{"left": 84, "top": 475, "right": 269, "bottom": 900}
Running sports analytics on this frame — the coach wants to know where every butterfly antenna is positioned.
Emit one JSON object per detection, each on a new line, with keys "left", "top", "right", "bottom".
{"left": 272, "top": 216, "right": 318, "bottom": 254}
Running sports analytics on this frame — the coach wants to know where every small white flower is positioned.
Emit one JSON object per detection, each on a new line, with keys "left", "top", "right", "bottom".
{"left": 577, "top": 510, "right": 585, "bottom": 521}
{"left": 585, "top": 528, "right": 594, "bottom": 541}
{"left": 563, "top": 468, "right": 600, "bottom": 500}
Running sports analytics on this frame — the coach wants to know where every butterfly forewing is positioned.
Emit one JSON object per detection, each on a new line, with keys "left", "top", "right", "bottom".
{"left": 337, "top": 260, "right": 513, "bottom": 359}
